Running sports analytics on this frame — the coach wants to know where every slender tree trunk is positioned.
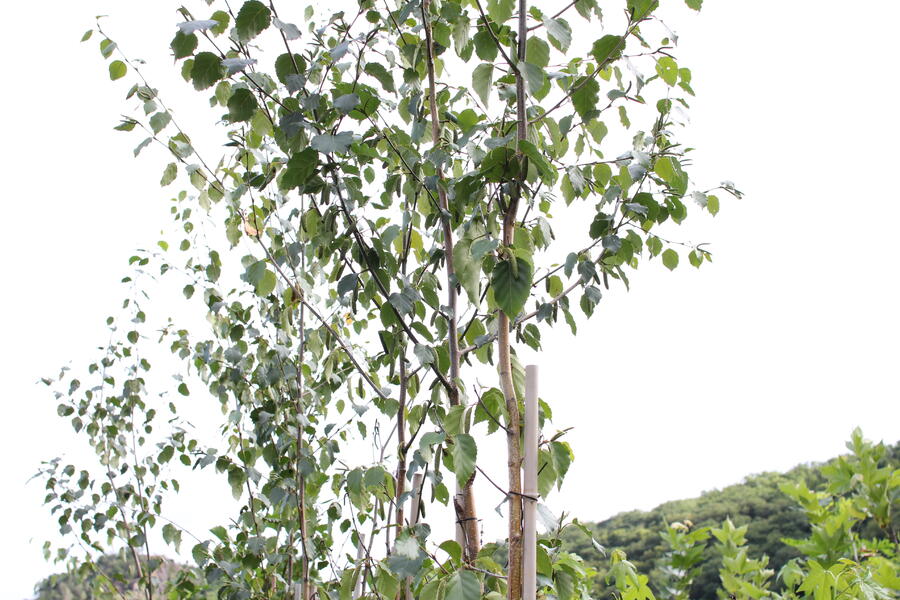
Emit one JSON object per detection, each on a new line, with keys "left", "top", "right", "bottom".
{"left": 395, "top": 358, "right": 408, "bottom": 530}
{"left": 422, "top": 0, "right": 481, "bottom": 564}
{"left": 501, "top": 2, "right": 529, "bottom": 600}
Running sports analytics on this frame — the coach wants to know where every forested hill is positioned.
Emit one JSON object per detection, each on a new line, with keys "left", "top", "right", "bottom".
{"left": 561, "top": 442, "right": 900, "bottom": 599}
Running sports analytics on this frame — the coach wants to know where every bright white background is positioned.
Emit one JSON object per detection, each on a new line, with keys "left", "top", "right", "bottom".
{"left": 2, "top": 1, "right": 898, "bottom": 598}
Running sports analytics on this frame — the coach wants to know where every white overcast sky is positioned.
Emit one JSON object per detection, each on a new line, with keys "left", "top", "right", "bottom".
{"left": 2, "top": 1, "right": 899, "bottom": 598}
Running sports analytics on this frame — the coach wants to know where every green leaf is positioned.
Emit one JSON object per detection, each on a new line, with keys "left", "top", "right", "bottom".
{"left": 572, "top": 77, "right": 600, "bottom": 118}
{"left": 228, "top": 466, "right": 246, "bottom": 500}
{"left": 654, "top": 156, "right": 688, "bottom": 195}
{"left": 473, "top": 30, "right": 498, "bottom": 62}
{"left": 519, "top": 61, "right": 545, "bottom": 96}
{"left": 311, "top": 132, "right": 353, "bottom": 154}
{"left": 108, "top": 60, "right": 127, "bottom": 81}
{"left": 491, "top": 257, "right": 533, "bottom": 318}
{"left": 662, "top": 248, "right": 679, "bottom": 270}
{"left": 364, "top": 62, "right": 395, "bottom": 93}
{"left": 282, "top": 148, "right": 319, "bottom": 189}
{"left": 452, "top": 434, "right": 477, "bottom": 487}
{"left": 547, "top": 275, "right": 563, "bottom": 297}
{"left": 446, "top": 570, "right": 481, "bottom": 600}
{"left": 160, "top": 163, "right": 177, "bottom": 187}
{"left": 191, "top": 52, "right": 225, "bottom": 90}
{"left": 453, "top": 240, "right": 482, "bottom": 306}
{"left": 235, "top": 0, "right": 271, "bottom": 41}
{"left": 627, "top": 0, "right": 659, "bottom": 21}
{"left": 177, "top": 383, "right": 189, "bottom": 396}
{"left": 80, "top": 29, "right": 93, "bottom": 42}
{"left": 387, "top": 534, "right": 425, "bottom": 578}
{"left": 473, "top": 63, "right": 493, "bottom": 105}
{"left": 227, "top": 88, "right": 258, "bottom": 122}
{"left": 590, "top": 35, "right": 625, "bottom": 66}
{"left": 544, "top": 18, "right": 572, "bottom": 52}
{"left": 480, "top": 147, "right": 520, "bottom": 182}
{"left": 518, "top": 140, "right": 556, "bottom": 184}
{"left": 526, "top": 37, "right": 550, "bottom": 68}
{"left": 471, "top": 238, "right": 498, "bottom": 261}
{"left": 171, "top": 31, "right": 198, "bottom": 59}
{"left": 245, "top": 260, "right": 277, "bottom": 295}
{"left": 486, "top": 0, "right": 515, "bottom": 24}
{"left": 99, "top": 38, "right": 116, "bottom": 59}
{"left": 275, "top": 52, "right": 306, "bottom": 86}
{"left": 334, "top": 93, "right": 360, "bottom": 115}
{"left": 210, "top": 11, "right": 230, "bottom": 35}
{"left": 457, "top": 108, "right": 481, "bottom": 132}
{"left": 149, "top": 111, "right": 171, "bottom": 134}
{"left": 685, "top": 0, "right": 702, "bottom": 10}
{"left": 707, "top": 194, "right": 720, "bottom": 216}
{"left": 656, "top": 56, "right": 678, "bottom": 86}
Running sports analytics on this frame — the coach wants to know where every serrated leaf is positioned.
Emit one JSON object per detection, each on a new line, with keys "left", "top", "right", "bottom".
{"left": 191, "top": 52, "right": 225, "bottom": 90}
{"left": 491, "top": 257, "right": 533, "bottom": 318}
{"left": 452, "top": 434, "right": 477, "bottom": 487}
{"left": 526, "top": 37, "right": 550, "bottom": 68}
{"left": 518, "top": 140, "right": 555, "bottom": 184}
{"left": 519, "top": 61, "right": 545, "bottom": 96}
{"left": 662, "top": 248, "right": 678, "bottom": 270}
{"left": 227, "top": 88, "right": 258, "bottom": 122}
{"left": 572, "top": 77, "right": 600, "bottom": 118}
{"left": 334, "top": 93, "right": 360, "bottom": 115}
{"left": 222, "top": 58, "right": 257, "bottom": 74}
{"left": 177, "top": 20, "right": 218, "bottom": 34}
{"left": 453, "top": 240, "right": 482, "bottom": 305}
{"left": 364, "top": 62, "right": 395, "bottom": 93}
{"left": 473, "top": 63, "right": 493, "bottom": 105}
{"left": 486, "top": 0, "right": 515, "bottom": 24}
{"left": 446, "top": 570, "right": 481, "bottom": 600}
{"left": 627, "top": 0, "right": 659, "bottom": 21}
{"left": 171, "top": 31, "right": 198, "bottom": 59}
{"left": 149, "top": 111, "right": 171, "bottom": 134}
{"left": 337, "top": 273, "right": 358, "bottom": 298}
{"left": 210, "top": 11, "right": 230, "bottom": 35}
{"left": 656, "top": 56, "right": 678, "bottom": 86}
{"left": 108, "top": 60, "right": 126, "bottom": 81}
{"left": 282, "top": 147, "right": 319, "bottom": 189}
{"left": 471, "top": 238, "right": 498, "bottom": 261}
{"left": 590, "top": 35, "right": 625, "bottom": 66}
{"left": 311, "top": 132, "right": 353, "bottom": 154}
{"left": 228, "top": 466, "right": 246, "bottom": 500}
{"left": 235, "top": 0, "right": 271, "bottom": 41}
{"left": 160, "top": 163, "right": 177, "bottom": 187}
{"left": 544, "top": 18, "right": 572, "bottom": 52}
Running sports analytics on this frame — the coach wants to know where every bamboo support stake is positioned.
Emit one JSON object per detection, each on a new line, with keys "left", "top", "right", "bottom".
{"left": 406, "top": 473, "right": 424, "bottom": 600}
{"left": 523, "top": 365, "right": 539, "bottom": 600}
{"left": 353, "top": 533, "right": 367, "bottom": 600}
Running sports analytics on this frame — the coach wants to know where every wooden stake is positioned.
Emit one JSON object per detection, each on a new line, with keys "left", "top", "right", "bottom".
{"left": 353, "top": 533, "right": 366, "bottom": 600}
{"left": 523, "top": 365, "right": 539, "bottom": 600}
{"left": 406, "top": 473, "right": 425, "bottom": 600}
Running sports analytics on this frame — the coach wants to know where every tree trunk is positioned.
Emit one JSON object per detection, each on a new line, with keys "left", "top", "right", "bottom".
{"left": 422, "top": 0, "right": 481, "bottom": 564}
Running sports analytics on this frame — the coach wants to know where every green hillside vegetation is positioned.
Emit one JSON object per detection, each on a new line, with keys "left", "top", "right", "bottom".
{"left": 33, "top": 433, "right": 897, "bottom": 600}
{"left": 32, "top": 554, "right": 209, "bottom": 600}
{"left": 562, "top": 438, "right": 899, "bottom": 599}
